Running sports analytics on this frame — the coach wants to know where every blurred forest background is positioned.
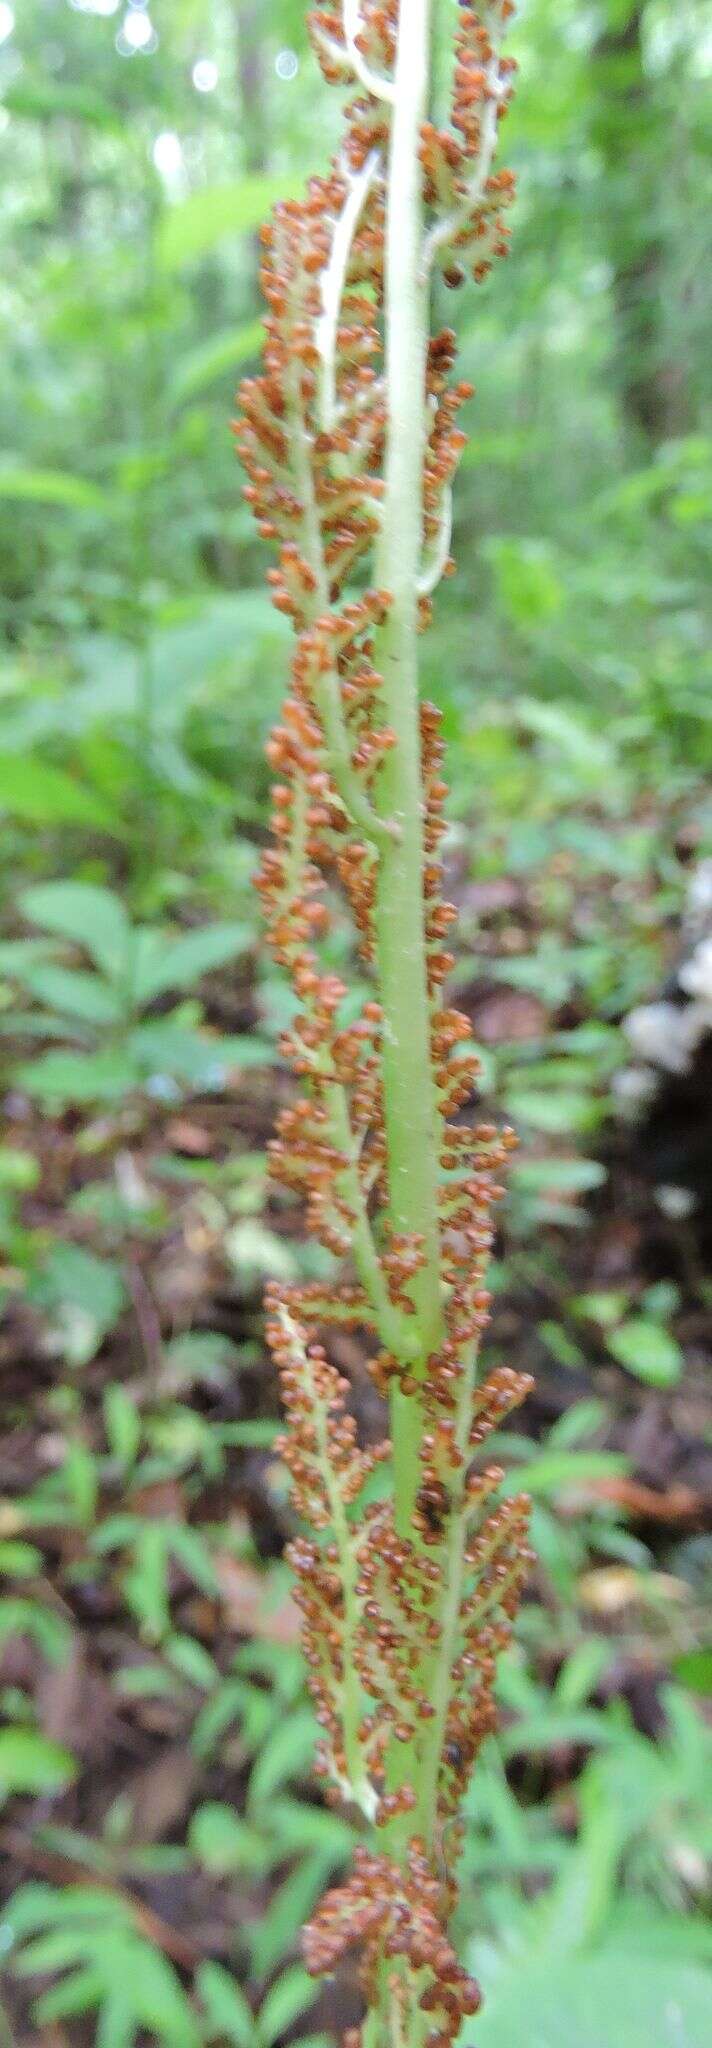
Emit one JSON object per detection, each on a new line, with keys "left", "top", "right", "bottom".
{"left": 0, "top": 1, "right": 711, "bottom": 2044}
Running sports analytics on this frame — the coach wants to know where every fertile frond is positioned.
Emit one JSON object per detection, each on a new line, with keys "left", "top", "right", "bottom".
{"left": 237, "top": 6, "right": 529, "bottom": 2041}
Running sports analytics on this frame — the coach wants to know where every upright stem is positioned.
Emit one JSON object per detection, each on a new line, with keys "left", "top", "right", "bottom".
{"left": 305, "top": 1339, "right": 377, "bottom": 1821}
{"left": 374, "top": 0, "right": 443, "bottom": 1535}
{"left": 417, "top": 1351, "right": 476, "bottom": 1840}
{"left": 243, "top": 9, "right": 528, "bottom": 2037}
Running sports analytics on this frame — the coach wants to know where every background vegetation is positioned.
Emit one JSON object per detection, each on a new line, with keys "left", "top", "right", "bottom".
{"left": 0, "top": 2, "right": 710, "bottom": 2044}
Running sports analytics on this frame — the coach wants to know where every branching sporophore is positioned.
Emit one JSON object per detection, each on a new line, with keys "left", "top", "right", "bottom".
{"left": 234, "top": 5, "right": 533, "bottom": 2042}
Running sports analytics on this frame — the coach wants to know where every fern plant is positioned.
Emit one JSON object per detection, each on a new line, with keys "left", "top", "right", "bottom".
{"left": 236, "top": 5, "right": 532, "bottom": 2042}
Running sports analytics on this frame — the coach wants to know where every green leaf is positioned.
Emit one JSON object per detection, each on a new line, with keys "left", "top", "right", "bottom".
{"left": 487, "top": 539, "right": 564, "bottom": 625}
{"left": 189, "top": 1803, "right": 267, "bottom": 1877}
{"left": 0, "top": 1014, "right": 90, "bottom": 1044}
{"left": 226, "top": 1218, "right": 298, "bottom": 1288}
{"left": 132, "top": 921, "right": 251, "bottom": 1002}
{"left": 511, "top": 1158, "right": 607, "bottom": 1195}
{"left": 0, "top": 1598, "right": 72, "bottom": 1664}
{"left": 16, "top": 1049, "right": 138, "bottom": 1106}
{"left": 157, "top": 177, "right": 301, "bottom": 271}
{"left": 248, "top": 1855, "right": 331, "bottom": 1981}
{"left": 517, "top": 697, "right": 615, "bottom": 781}
{"left": 469, "top": 1947, "right": 712, "bottom": 2048}
{"left": 674, "top": 1649, "right": 712, "bottom": 1695}
{"left": 115, "top": 1666, "right": 175, "bottom": 1703}
{"left": 63, "top": 1442, "right": 99, "bottom": 1524}
{"left": 32, "top": 1243, "right": 125, "bottom": 1340}
{"left": 20, "top": 964, "right": 121, "bottom": 1026}
{"left": 19, "top": 883, "right": 130, "bottom": 978}
{"left": 95, "top": 1985, "right": 137, "bottom": 2048}
{"left": 191, "top": 1678, "right": 274, "bottom": 1762}
{"left": 169, "top": 1523, "right": 219, "bottom": 1596}
{"left": 248, "top": 1708, "right": 316, "bottom": 1809}
{"left": 169, "top": 321, "right": 264, "bottom": 405}
{"left": 5, "top": 1884, "right": 134, "bottom": 1936}
{"left": 268, "top": 1796, "right": 355, "bottom": 1861}
{"left": 0, "top": 1147, "right": 40, "bottom": 1191}
{"left": 607, "top": 1318, "right": 683, "bottom": 1387}
{"left": 574, "top": 1292, "right": 628, "bottom": 1329}
{"left": 506, "top": 1089, "right": 600, "bottom": 1136}
{"left": 15, "top": 1931, "right": 94, "bottom": 1980}
{"left": 501, "top": 1451, "right": 626, "bottom": 1498}
{"left": 0, "top": 940, "right": 55, "bottom": 973}
{"left": 549, "top": 1398, "right": 608, "bottom": 1445}
{"left": 166, "top": 1635, "right": 219, "bottom": 1690}
{"left": 554, "top": 1640, "right": 612, "bottom": 1710}
{"left": 0, "top": 466, "right": 108, "bottom": 509}
{"left": 196, "top": 1962, "right": 256, "bottom": 2047}
{"left": 0, "top": 756, "right": 113, "bottom": 829}
{"left": 0, "top": 1542, "right": 42, "bottom": 1578}
{"left": 123, "top": 1524, "right": 171, "bottom": 1641}
{"left": 258, "top": 1966, "right": 316, "bottom": 2048}
{"left": 117, "top": 1940, "right": 201, "bottom": 2048}
{"left": 103, "top": 1385, "right": 141, "bottom": 1468}
{"left": 499, "top": 1710, "right": 613, "bottom": 1760}
{"left": 288, "top": 2038, "right": 332, "bottom": 2048}
{"left": 0, "top": 1730, "right": 77, "bottom": 1801}
{"left": 219, "top": 1421, "right": 281, "bottom": 1449}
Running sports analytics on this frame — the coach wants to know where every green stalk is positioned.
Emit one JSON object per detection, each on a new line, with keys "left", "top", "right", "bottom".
{"left": 300, "top": 1333, "right": 376, "bottom": 1821}
{"left": 416, "top": 1353, "right": 476, "bottom": 1839}
{"left": 373, "top": 0, "right": 443, "bottom": 1534}
{"left": 287, "top": 353, "right": 394, "bottom": 851}
{"left": 327, "top": 1083, "right": 418, "bottom": 1358}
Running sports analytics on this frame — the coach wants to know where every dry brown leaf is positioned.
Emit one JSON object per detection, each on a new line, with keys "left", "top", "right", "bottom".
{"left": 215, "top": 1553, "right": 300, "bottom": 1644}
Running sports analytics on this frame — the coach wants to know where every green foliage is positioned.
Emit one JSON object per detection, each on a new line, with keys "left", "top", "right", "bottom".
{"left": 4, "top": 1887, "right": 322, "bottom": 2048}
{"left": 470, "top": 1943, "right": 711, "bottom": 2048}
{"left": 6, "top": 1888, "right": 201, "bottom": 2048}
{"left": 466, "top": 1706, "right": 712, "bottom": 2046}
{"left": 196, "top": 1963, "right": 256, "bottom": 2047}
{"left": 28, "top": 1245, "right": 124, "bottom": 1366}
{"left": 6, "top": 882, "right": 254, "bottom": 1106}
{"left": 0, "top": 1732, "right": 77, "bottom": 1803}
{"left": 606, "top": 1316, "right": 684, "bottom": 1387}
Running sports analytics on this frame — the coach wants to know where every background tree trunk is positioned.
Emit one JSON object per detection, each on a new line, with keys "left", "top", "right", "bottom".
{"left": 236, "top": 0, "right": 267, "bottom": 177}
{"left": 593, "top": 3, "right": 691, "bottom": 443}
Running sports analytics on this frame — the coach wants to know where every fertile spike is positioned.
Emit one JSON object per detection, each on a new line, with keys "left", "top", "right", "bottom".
{"left": 236, "top": 6, "right": 530, "bottom": 2042}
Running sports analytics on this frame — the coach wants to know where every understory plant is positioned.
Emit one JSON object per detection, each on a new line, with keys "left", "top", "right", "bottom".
{"left": 236, "top": 4, "right": 532, "bottom": 2042}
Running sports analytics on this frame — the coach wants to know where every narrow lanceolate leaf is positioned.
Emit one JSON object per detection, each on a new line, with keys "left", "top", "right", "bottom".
{"left": 257, "top": 1965, "right": 317, "bottom": 2047}
{"left": 196, "top": 1961, "right": 256, "bottom": 2047}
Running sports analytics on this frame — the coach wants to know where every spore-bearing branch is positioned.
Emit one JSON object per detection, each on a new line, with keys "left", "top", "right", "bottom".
{"left": 235, "top": 5, "right": 529, "bottom": 2044}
